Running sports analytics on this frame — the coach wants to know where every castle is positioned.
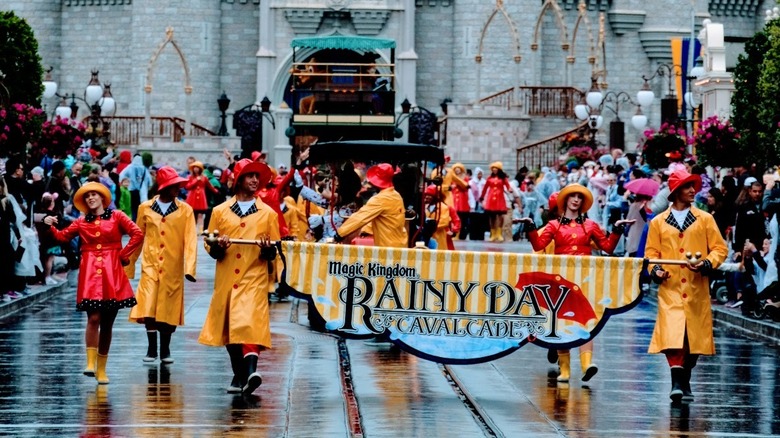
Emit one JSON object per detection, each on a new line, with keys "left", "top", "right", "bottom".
{"left": 4, "top": 0, "right": 770, "bottom": 171}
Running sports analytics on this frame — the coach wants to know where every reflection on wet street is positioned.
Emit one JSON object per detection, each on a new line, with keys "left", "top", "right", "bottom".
{"left": 0, "top": 242, "right": 778, "bottom": 437}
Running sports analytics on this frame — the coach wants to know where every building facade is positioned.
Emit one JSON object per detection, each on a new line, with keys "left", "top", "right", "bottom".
{"left": 3, "top": 0, "right": 772, "bottom": 170}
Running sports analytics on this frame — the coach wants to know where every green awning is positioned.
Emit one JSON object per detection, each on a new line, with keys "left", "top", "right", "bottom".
{"left": 291, "top": 35, "right": 396, "bottom": 51}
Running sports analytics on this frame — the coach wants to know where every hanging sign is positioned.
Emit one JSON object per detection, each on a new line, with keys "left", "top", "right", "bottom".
{"left": 280, "top": 242, "right": 644, "bottom": 364}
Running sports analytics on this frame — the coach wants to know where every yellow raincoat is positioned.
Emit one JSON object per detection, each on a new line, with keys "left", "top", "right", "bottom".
{"left": 198, "top": 197, "right": 281, "bottom": 348}
{"left": 425, "top": 202, "right": 452, "bottom": 250}
{"left": 127, "top": 197, "right": 197, "bottom": 326}
{"left": 644, "top": 206, "right": 728, "bottom": 355}
{"left": 282, "top": 196, "right": 300, "bottom": 239}
{"left": 430, "top": 167, "right": 468, "bottom": 208}
{"left": 337, "top": 187, "right": 407, "bottom": 248}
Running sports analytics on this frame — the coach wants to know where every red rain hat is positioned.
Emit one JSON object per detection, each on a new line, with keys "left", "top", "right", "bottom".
{"left": 667, "top": 170, "right": 702, "bottom": 201}
{"left": 234, "top": 159, "right": 273, "bottom": 186}
{"left": 156, "top": 166, "right": 187, "bottom": 191}
{"left": 366, "top": 163, "right": 395, "bottom": 189}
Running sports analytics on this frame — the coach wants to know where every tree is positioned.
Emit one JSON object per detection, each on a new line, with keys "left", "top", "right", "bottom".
{"left": 0, "top": 11, "right": 43, "bottom": 107}
{"left": 731, "top": 18, "right": 780, "bottom": 172}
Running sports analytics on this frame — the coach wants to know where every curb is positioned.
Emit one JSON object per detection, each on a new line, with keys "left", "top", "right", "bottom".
{"left": 643, "top": 286, "right": 780, "bottom": 346}
{"left": 0, "top": 272, "right": 75, "bottom": 321}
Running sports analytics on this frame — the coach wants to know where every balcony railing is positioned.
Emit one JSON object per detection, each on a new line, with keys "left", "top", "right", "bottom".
{"left": 479, "top": 86, "right": 584, "bottom": 118}
{"left": 516, "top": 122, "right": 587, "bottom": 171}
{"left": 85, "top": 116, "right": 215, "bottom": 146}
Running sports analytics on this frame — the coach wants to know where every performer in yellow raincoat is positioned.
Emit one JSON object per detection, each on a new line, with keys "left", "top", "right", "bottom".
{"left": 645, "top": 169, "right": 728, "bottom": 403}
{"left": 429, "top": 155, "right": 468, "bottom": 209}
{"left": 198, "top": 159, "right": 280, "bottom": 395}
{"left": 127, "top": 166, "right": 197, "bottom": 365}
{"left": 423, "top": 184, "right": 460, "bottom": 250}
{"left": 335, "top": 163, "right": 407, "bottom": 248}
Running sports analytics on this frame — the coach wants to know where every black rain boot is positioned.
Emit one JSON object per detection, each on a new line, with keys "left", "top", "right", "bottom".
{"left": 670, "top": 366, "right": 684, "bottom": 403}
{"left": 243, "top": 354, "right": 263, "bottom": 395}
{"left": 681, "top": 355, "right": 698, "bottom": 402}
{"left": 159, "top": 331, "right": 174, "bottom": 364}
{"left": 680, "top": 367, "right": 694, "bottom": 402}
{"left": 144, "top": 331, "right": 158, "bottom": 363}
{"left": 547, "top": 349, "right": 559, "bottom": 364}
{"left": 226, "top": 345, "right": 245, "bottom": 394}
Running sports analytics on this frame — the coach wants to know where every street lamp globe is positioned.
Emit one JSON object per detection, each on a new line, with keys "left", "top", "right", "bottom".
{"left": 586, "top": 89, "right": 603, "bottom": 109}
{"left": 689, "top": 57, "right": 705, "bottom": 80}
{"left": 55, "top": 97, "right": 71, "bottom": 120}
{"left": 98, "top": 84, "right": 116, "bottom": 117}
{"left": 42, "top": 68, "right": 57, "bottom": 99}
{"left": 574, "top": 103, "right": 590, "bottom": 121}
{"left": 85, "top": 70, "right": 103, "bottom": 106}
{"left": 631, "top": 107, "right": 648, "bottom": 131}
{"left": 684, "top": 91, "right": 700, "bottom": 108}
{"left": 636, "top": 81, "right": 654, "bottom": 108}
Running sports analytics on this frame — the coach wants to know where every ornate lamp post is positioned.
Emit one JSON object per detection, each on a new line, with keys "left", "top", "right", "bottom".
{"left": 217, "top": 92, "right": 230, "bottom": 136}
{"left": 51, "top": 69, "right": 116, "bottom": 144}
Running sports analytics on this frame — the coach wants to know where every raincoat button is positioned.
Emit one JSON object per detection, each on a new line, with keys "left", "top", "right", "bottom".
{"left": 95, "top": 231, "right": 101, "bottom": 237}
{"left": 159, "top": 257, "right": 163, "bottom": 261}
{"left": 241, "top": 223, "right": 246, "bottom": 228}
{"left": 162, "top": 218, "right": 166, "bottom": 223}
{"left": 679, "top": 233, "right": 684, "bottom": 238}
{"left": 233, "top": 284, "right": 238, "bottom": 289}
{"left": 236, "top": 254, "right": 241, "bottom": 259}
{"left": 161, "top": 231, "right": 165, "bottom": 236}
{"left": 679, "top": 248, "right": 684, "bottom": 253}
{"left": 96, "top": 244, "right": 102, "bottom": 249}
{"left": 234, "top": 269, "right": 240, "bottom": 274}
{"left": 96, "top": 269, "right": 102, "bottom": 274}
{"left": 682, "top": 293, "right": 688, "bottom": 299}
{"left": 571, "top": 245, "right": 578, "bottom": 251}
{"left": 97, "top": 257, "right": 102, "bottom": 262}
{"left": 160, "top": 244, "right": 164, "bottom": 249}
{"left": 681, "top": 278, "right": 687, "bottom": 284}
{"left": 571, "top": 234, "right": 577, "bottom": 239}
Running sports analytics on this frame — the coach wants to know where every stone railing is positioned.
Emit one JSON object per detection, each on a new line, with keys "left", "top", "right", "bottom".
{"left": 516, "top": 122, "right": 587, "bottom": 171}
{"left": 85, "top": 116, "right": 215, "bottom": 146}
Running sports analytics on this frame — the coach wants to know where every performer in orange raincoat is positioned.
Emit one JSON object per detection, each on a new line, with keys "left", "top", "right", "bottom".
{"left": 521, "top": 184, "right": 634, "bottom": 383}
{"left": 423, "top": 184, "right": 460, "bottom": 250}
{"left": 45, "top": 182, "right": 143, "bottom": 384}
{"left": 645, "top": 169, "right": 728, "bottom": 403}
{"left": 128, "top": 166, "right": 197, "bottom": 365}
{"left": 198, "top": 159, "right": 280, "bottom": 395}
{"left": 335, "top": 163, "right": 408, "bottom": 248}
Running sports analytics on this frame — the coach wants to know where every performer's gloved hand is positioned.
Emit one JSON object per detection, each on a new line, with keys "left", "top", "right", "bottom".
{"left": 207, "top": 245, "right": 226, "bottom": 261}
{"left": 293, "top": 170, "right": 304, "bottom": 188}
{"left": 185, "top": 274, "right": 197, "bottom": 282}
{"left": 518, "top": 217, "right": 536, "bottom": 231}
{"left": 281, "top": 235, "right": 296, "bottom": 241}
{"left": 259, "top": 246, "right": 277, "bottom": 261}
{"left": 652, "top": 265, "right": 670, "bottom": 284}
{"left": 120, "top": 258, "right": 130, "bottom": 267}
{"left": 333, "top": 232, "right": 344, "bottom": 243}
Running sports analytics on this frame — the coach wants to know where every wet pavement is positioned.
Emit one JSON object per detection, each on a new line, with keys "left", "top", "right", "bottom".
{"left": 0, "top": 240, "right": 779, "bottom": 437}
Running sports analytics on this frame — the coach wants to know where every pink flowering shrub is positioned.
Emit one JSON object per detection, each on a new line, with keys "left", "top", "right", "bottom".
{"left": 31, "top": 116, "right": 86, "bottom": 161}
{"left": 0, "top": 103, "right": 45, "bottom": 157}
{"left": 638, "top": 122, "right": 693, "bottom": 170}
{"left": 694, "top": 116, "right": 740, "bottom": 168}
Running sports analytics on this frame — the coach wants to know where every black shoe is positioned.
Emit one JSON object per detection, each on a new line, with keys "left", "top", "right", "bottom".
{"left": 547, "top": 349, "right": 558, "bottom": 364}
{"left": 227, "top": 376, "right": 244, "bottom": 394}
{"left": 670, "top": 367, "right": 684, "bottom": 403}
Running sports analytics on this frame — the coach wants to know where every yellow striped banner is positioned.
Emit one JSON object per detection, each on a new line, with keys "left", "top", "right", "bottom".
{"left": 281, "top": 242, "right": 645, "bottom": 364}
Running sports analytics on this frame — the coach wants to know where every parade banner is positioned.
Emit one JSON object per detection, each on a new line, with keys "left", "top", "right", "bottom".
{"left": 280, "top": 242, "right": 645, "bottom": 365}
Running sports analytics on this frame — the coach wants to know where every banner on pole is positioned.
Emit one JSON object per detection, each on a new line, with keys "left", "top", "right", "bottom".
{"left": 281, "top": 242, "right": 644, "bottom": 364}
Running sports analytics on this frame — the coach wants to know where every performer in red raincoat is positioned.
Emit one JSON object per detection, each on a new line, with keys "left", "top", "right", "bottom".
{"left": 45, "top": 182, "right": 143, "bottom": 384}
{"left": 520, "top": 183, "right": 634, "bottom": 383}
{"left": 185, "top": 161, "right": 219, "bottom": 232}
{"left": 480, "top": 162, "right": 513, "bottom": 242}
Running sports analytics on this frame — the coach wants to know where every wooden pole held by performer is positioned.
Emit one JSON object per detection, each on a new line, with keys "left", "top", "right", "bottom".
{"left": 201, "top": 230, "right": 278, "bottom": 246}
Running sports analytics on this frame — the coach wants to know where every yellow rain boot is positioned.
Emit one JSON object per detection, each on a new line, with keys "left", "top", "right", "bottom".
{"left": 490, "top": 227, "right": 499, "bottom": 242}
{"left": 557, "top": 351, "right": 570, "bottom": 382}
{"left": 496, "top": 227, "right": 505, "bottom": 242}
{"left": 96, "top": 353, "right": 110, "bottom": 384}
{"left": 581, "top": 351, "right": 599, "bottom": 382}
{"left": 84, "top": 347, "right": 97, "bottom": 377}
